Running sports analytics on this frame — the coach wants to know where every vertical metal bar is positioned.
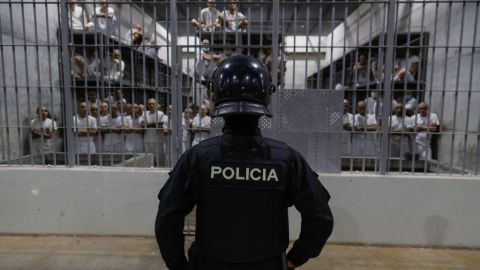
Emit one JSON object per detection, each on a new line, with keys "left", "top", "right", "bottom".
{"left": 429, "top": 1, "right": 440, "bottom": 174}
{"left": 350, "top": 4, "right": 359, "bottom": 172}
{"left": 247, "top": 0, "right": 251, "bottom": 56}
{"left": 379, "top": 0, "right": 397, "bottom": 175}
{"left": 304, "top": 0, "right": 310, "bottom": 89}
{"left": 365, "top": 2, "right": 377, "bottom": 173}
{"left": 8, "top": 1, "right": 23, "bottom": 166}
{"left": 0, "top": 15, "right": 11, "bottom": 164}
{"left": 376, "top": 4, "right": 386, "bottom": 172}
{"left": 316, "top": 3, "right": 322, "bottom": 90}
{"left": 170, "top": 0, "right": 181, "bottom": 164}
{"left": 403, "top": 0, "right": 414, "bottom": 174}
{"left": 271, "top": 0, "right": 279, "bottom": 132}
{"left": 463, "top": 2, "right": 478, "bottom": 174}
{"left": 328, "top": 1, "right": 335, "bottom": 92}
{"left": 271, "top": 0, "right": 279, "bottom": 89}
{"left": 471, "top": 2, "right": 480, "bottom": 175}
{"left": 59, "top": 0, "right": 76, "bottom": 167}
{"left": 292, "top": 1, "right": 297, "bottom": 90}
{"left": 452, "top": 2, "right": 466, "bottom": 174}
{"left": 440, "top": 2, "right": 452, "bottom": 174}
{"left": 32, "top": 1, "right": 45, "bottom": 165}
{"left": 20, "top": 1, "right": 34, "bottom": 166}
{"left": 417, "top": 1, "right": 427, "bottom": 174}
{"left": 353, "top": 1, "right": 367, "bottom": 173}
{"left": 341, "top": 4, "right": 348, "bottom": 89}
{"left": 340, "top": 3, "right": 352, "bottom": 172}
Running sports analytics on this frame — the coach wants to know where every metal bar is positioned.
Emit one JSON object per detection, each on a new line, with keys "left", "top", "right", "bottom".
{"left": 247, "top": 0, "right": 251, "bottom": 56}
{"left": 401, "top": 0, "right": 413, "bottom": 174}
{"left": 0, "top": 14, "right": 11, "bottom": 164}
{"left": 276, "top": 1, "right": 285, "bottom": 133}
{"left": 462, "top": 1, "right": 478, "bottom": 174}
{"left": 427, "top": 1, "right": 440, "bottom": 174}
{"left": 271, "top": 0, "right": 279, "bottom": 90}
{"left": 316, "top": 3, "right": 322, "bottom": 90}
{"left": 292, "top": 0, "right": 297, "bottom": 90}
{"left": 8, "top": 2, "right": 24, "bottom": 166}
{"left": 32, "top": 1, "right": 45, "bottom": 165}
{"left": 304, "top": 0, "right": 310, "bottom": 89}
{"left": 170, "top": 0, "right": 181, "bottom": 164}
{"left": 328, "top": 1, "right": 335, "bottom": 92}
{"left": 440, "top": 2, "right": 452, "bottom": 174}
{"left": 42, "top": 3, "right": 57, "bottom": 166}
{"left": 470, "top": 2, "right": 480, "bottom": 175}
{"left": 59, "top": 0, "right": 76, "bottom": 167}
{"left": 452, "top": 2, "right": 466, "bottom": 174}
{"left": 417, "top": 1, "right": 427, "bottom": 174}
{"left": 379, "top": 0, "right": 397, "bottom": 175}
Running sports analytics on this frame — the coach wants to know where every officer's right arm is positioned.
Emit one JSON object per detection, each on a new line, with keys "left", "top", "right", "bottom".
{"left": 155, "top": 151, "right": 197, "bottom": 270}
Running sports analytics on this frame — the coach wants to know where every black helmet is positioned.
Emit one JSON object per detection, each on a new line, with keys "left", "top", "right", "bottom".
{"left": 211, "top": 55, "right": 275, "bottom": 118}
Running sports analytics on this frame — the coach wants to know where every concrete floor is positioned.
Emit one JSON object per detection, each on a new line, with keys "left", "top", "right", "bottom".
{"left": 0, "top": 236, "right": 479, "bottom": 270}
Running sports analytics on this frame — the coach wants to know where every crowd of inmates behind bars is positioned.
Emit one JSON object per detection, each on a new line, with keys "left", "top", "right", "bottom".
{"left": 30, "top": 82, "right": 441, "bottom": 164}
{"left": 29, "top": 0, "right": 440, "bottom": 163}
{"left": 341, "top": 50, "right": 440, "bottom": 161}
{"left": 67, "top": 0, "right": 285, "bottom": 84}
{"left": 29, "top": 89, "right": 213, "bottom": 166}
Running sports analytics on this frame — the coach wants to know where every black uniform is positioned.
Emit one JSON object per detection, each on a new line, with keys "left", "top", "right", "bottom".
{"left": 155, "top": 55, "right": 333, "bottom": 270}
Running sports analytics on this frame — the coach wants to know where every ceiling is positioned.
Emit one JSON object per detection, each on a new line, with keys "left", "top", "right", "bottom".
{"left": 144, "top": 1, "right": 361, "bottom": 36}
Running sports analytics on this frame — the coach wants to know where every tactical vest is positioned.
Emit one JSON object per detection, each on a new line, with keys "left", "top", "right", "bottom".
{"left": 194, "top": 136, "right": 291, "bottom": 263}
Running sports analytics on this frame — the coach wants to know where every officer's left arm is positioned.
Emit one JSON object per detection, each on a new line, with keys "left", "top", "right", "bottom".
{"left": 286, "top": 151, "right": 334, "bottom": 268}
{"left": 155, "top": 151, "right": 197, "bottom": 270}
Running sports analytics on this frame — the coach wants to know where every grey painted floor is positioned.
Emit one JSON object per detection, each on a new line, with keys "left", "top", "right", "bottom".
{"left": 0, "top": 236, "right": 479, "bottom": 270}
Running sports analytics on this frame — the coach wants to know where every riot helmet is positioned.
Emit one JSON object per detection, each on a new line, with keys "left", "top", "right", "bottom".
{"left": 211, "top": 55, "right": 275, "bottom": 118}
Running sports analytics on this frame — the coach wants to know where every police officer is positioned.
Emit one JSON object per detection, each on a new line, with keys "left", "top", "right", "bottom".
{"left": 155, "top": 55, "right": 333, "bottom": 270}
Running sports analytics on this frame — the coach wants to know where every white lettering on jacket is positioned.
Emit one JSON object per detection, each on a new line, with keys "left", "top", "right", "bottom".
{"left": 210, "top": 166, "right": 279, "bottom": 182}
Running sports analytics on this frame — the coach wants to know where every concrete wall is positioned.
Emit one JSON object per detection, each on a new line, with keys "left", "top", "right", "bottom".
{"left": 1, "top": 167, "right": 479, "bottom": 248}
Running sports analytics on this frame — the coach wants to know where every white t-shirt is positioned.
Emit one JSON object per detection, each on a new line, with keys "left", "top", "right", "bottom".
{"left": 105, "top": 96, "right": 126, "bottom": 105}
{"left": 389, "top": 115, "right": 415, "bottom": 130}
{"left": 31, "top": 118, "right": 57, "bottom": 152}
{"left": 94, "top": 6, "right": 116, "bottom": 33}
{"left": 144, "top": 111, "right": 166, "bottom": 143}
{"left": 73, "top": 115, "right": 97, "bottom": 142}
{"left": 98, "top": 114, "right": 110, "bottom": 128}
{"left": 222, "top": 10, "right": 246, "bottom": 31}
{"left": 132, "top": 116, "right": 144, "bottom": 129}
{"left": 192, "top": 114, "right": 211, "bottom": 145}
{"left": 69, "top": 5, "right": 85, "bottom": 30}
{"left": 343, "top": 113, "right": 353, "bottom": 127}
{"left": 414, "top": 113, "right": 440, "bottom": 145}
{"left": 199, "top": 7, "right": 220, "bottom": 31}
{"left": 354, "top": 114, "right": 377, "bottom": 129}
{"left": 106, "top": 59, "right": 125, "bottom": 81}
{"left": 389, "top": 115, "right": 414, "bottom": 144}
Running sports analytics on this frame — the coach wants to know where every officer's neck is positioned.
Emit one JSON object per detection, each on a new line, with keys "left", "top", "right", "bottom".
{"left": 222, "top": 115, "right": 261, "bottom": 136}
